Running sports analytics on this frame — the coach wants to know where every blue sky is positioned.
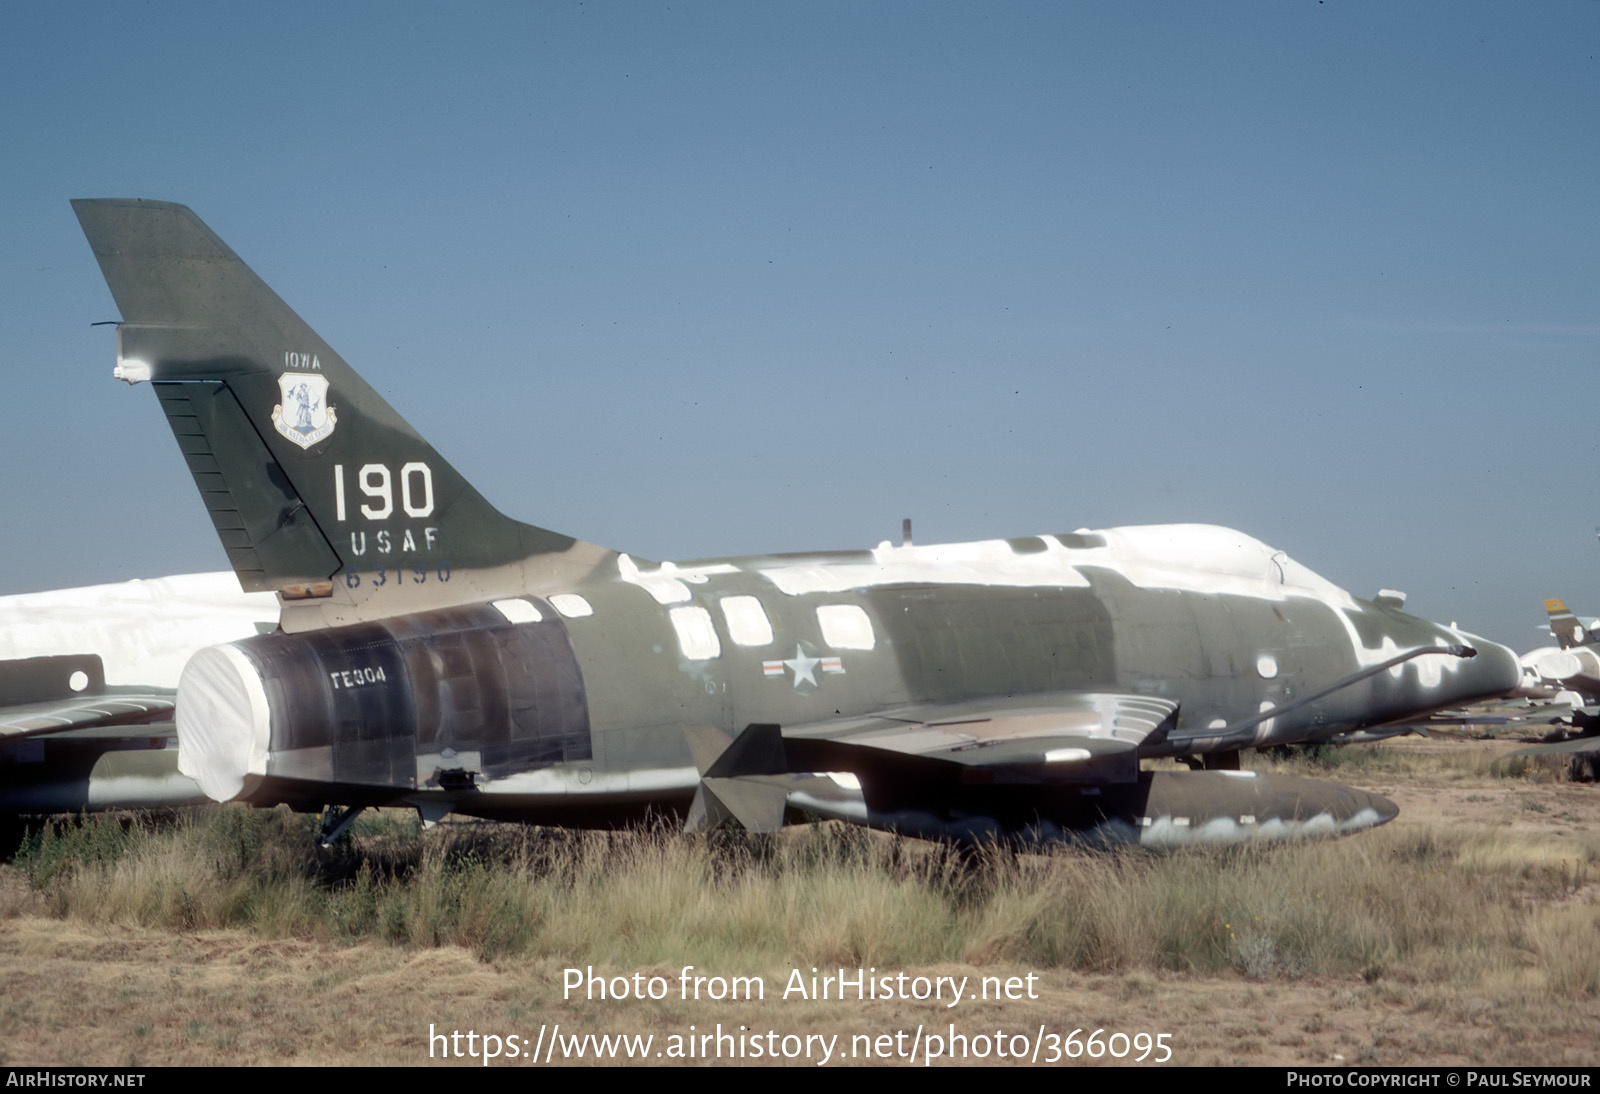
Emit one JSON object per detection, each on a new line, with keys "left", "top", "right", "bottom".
{"left": 2, "top": 2, "right": 1596, "bottom": 647}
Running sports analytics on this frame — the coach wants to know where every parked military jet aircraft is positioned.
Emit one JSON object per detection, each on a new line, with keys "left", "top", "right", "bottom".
{"left": 1519, "top": 598, "right": 1600, "bottom": 703}
{"left": 1510, "top": 597, "right": 1600, "bottom": 750}
{"left": 67, "top": 198, "right": 1523, "bottom": 847}
{"left": 0, "top": 573, "right": 277, "bottom": 813}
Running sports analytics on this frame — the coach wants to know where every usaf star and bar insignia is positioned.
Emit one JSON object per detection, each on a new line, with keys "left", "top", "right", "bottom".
{"left": 763, "top": 645, "right": 846, "bottom": 689}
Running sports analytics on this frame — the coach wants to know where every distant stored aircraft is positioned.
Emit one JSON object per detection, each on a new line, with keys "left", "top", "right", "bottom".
{"left": 1540, "top": 597, "right": 1598, "bottom": 652}
{"left": 1511, "top": 597, "right": 1600, "bottom": 734}
{"left": 0, "top": 573, "right": 277, "bottom": 813}
{"left": 1499, "top": 598, "right": 1600, "bottom": 778}
{"left": 63, "top": 199, "right": 1523, "bottom": 847}
{"left": 1516, "top": 598, "right": 1600, "bottom": 705}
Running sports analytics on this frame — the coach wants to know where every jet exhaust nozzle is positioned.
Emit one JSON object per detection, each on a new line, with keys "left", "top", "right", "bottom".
{"left": 175, "top": 602, "right": 592, "bottom": 807}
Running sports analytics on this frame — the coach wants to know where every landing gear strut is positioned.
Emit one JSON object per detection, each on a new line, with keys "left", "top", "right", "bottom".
{"left": 315, "top": 805, "right": 364, "bottom": 847}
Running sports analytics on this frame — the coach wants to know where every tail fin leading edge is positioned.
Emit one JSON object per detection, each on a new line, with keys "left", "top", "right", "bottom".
{"left": 73, "top": 199, "right": 608, "bottom": 623}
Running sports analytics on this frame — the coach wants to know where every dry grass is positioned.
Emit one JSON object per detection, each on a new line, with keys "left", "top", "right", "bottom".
{"left": 3, "top": 736, "right": 1596, "bottom": 1066}
{"left": 9, "top": 801, "right": 1598, "bottom": 994}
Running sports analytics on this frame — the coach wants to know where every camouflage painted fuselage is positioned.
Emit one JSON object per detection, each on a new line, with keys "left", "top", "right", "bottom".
{"left": 176, "top": 525, "right": 1518, "bottom": 844}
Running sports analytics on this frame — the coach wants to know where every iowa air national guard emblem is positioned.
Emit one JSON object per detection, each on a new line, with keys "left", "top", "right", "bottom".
{"left": 271, "top": 372, "right": 337, "bottom": 449}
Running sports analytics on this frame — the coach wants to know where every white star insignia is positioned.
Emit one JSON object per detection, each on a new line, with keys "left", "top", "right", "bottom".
{"left": 783, "top": 646, "right": 821, "bottom": 688}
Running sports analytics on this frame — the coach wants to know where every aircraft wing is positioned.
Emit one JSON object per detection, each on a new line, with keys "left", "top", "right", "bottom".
{"left": 704, "top": 691, "right": 1178, "bottom": 788}
{"left": 0, "top": 654, "right": 176, "bottom": 739}
{"left": 1403, "top": 699, "right": 1578, "bottom": 730}
{"left": 691, "top": 692, "right": 1404, "bottom": 845}
{"left": 1317, "top": 696, "right": 1589, "bottom": 746}
{"left": 782, "top": 691, "right": 1178, "bottom": 776}
{"left": 0, "top": 655, "right": 197, "bottom": 814}
{"left": 0, "top": 692, "right": 175, "bottom": 739}
{"left": 687, "top": 692, "right": 1177, "bottom": 834}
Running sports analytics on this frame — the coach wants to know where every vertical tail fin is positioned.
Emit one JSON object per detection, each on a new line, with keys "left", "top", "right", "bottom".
{"left": 73, "top": 199, "right": 611, "bottom": 627}
{"left": 1544, "top": 598, "right": 1592, "bottom": 649}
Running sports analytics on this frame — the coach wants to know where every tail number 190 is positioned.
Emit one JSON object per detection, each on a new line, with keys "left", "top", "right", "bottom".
{"left": 333, "top": 462, "right": 434, "bottom": 522}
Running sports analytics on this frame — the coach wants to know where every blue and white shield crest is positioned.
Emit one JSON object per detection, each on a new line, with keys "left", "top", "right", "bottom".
{"left": 271, "top": 372, "right": 337, "bottom": 449}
